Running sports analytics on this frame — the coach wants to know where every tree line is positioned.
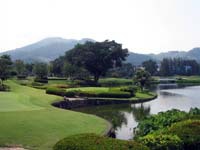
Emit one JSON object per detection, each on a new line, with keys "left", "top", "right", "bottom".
{"left": 1, "top": 40, "right": 200, "bottom": 86}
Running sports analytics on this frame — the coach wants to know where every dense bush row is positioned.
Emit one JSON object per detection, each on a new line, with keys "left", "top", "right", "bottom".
{"left": 138, "top": 134, "right": 183, "bottom": 150}
{"left": 46, "top": 87, "right": 76, "bottom": 97}
{"left": 135, "top": 108, "right": 200, "bottom": 150}
{"left": 46, "top": 87, "right": 133, "bottom": 98}
{"left": 34, "top": 77, "right": 48, "bottom": 83}
{"left": 53, "top": 133, "right": 149, "bottom": 150}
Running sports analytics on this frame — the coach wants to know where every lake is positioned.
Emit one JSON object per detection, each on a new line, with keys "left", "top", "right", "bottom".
{"left": 74, "top": 84, "right": 200, "bottom": 140}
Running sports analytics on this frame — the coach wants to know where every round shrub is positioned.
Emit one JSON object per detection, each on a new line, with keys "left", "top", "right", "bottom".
{"left": 0, "top": 84, "right": 10, "bottom": 91}
{"left": 46, "top": 87, "right": 66, "bottom": 96}
{"left": 167, "top": 119, "right": 200, "bottom": 149}
{"left": 138, "top": 134, "right": 183, "bottom": 150}
{"left": 53, "top": 133, "right": 149, "bottom": 150}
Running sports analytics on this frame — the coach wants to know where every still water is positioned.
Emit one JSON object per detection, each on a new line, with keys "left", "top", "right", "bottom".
{"left": 74, "top": 84, "right": 200, "bottom": 140}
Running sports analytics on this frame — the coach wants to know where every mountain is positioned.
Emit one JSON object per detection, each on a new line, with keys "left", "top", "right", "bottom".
{"left": 1, "top": 37, "right": 95, "bottom": 62}
{"left": 1, "top": 37, "right": 200, "bottom": 65}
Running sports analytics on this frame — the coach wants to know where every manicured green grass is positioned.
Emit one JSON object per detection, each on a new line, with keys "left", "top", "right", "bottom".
{"left": 0, "top": 81, "right": 108, "bottom": 150}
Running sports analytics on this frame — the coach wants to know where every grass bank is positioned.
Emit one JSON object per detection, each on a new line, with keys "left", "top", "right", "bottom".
{"left": 0, "top": 80, "right": 108, "bottom": 150}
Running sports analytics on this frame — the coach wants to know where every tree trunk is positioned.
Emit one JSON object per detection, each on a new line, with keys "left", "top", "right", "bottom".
{"left": 94, "top": 74, "right": 99, "bottom": 84}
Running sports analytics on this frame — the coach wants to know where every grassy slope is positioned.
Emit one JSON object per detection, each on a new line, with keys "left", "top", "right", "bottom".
{"left": 0, "top": 81, "right": 108, "bottom": 150}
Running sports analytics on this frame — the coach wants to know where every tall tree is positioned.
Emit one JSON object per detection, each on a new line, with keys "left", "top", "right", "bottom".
{"left": 15, "top": 60, "right": 25, "bottom": 76}
{"left": 33, "top": 63, "right": 48, "bottom": 79}
{"left": 65, "top": 40, "right": 129, "bottom": 83}
{"left": 0, "top": 55, "right": 12, "bottom": 85}
{"left": 134, "top": 69, "right": 151, "bottom": 91}
{"left": 142, "top": 59, "right": 157, "bottom": 75}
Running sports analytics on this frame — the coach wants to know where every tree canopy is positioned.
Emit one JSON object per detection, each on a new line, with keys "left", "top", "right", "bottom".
{"left": 142, "top": 59, "right": 157, "bottom": 75}
{"left": 0, "top": 55, "right": 12, "bottom": 84}
{"left": 65, "top": 40, "right": 129, "bottom": 83}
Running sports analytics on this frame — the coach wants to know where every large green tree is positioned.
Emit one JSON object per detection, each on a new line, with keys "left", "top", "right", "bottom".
{"left": 142, "top": 59, "right": 157, "bottom": 75}
{"left": 65, "top": 40, "right": 129, "bottom": 83}
{"left": 0, "top": 55, "right": 12, "bottom": 85}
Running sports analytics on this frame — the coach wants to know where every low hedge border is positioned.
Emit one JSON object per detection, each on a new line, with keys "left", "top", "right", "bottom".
{"left": 46, "top": 87, "right": 133, "bottom": 98}
{"left": 53, "top": 133, "right": 149, "bottom": 150}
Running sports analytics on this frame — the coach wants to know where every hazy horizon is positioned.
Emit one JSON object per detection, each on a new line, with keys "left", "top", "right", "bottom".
{"left": 1, "top": 0, "right": 200, "bottom": 54}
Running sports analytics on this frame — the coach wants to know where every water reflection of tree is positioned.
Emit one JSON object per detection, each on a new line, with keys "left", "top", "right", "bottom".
{"left": 74, "top": 103, "right": 150, "bottom": 130}
{"left": 131, "top": 103, "right": 151, "bottom": 122}
{"left": 74, "top": 104, "right": 130, "bottom": 129}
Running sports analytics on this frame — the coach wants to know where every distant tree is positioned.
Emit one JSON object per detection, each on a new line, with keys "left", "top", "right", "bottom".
{"left": 134, "top": 69, "right": 151, "bottom": 91}
{"left": 50, "top": 56, "right": 65, "bottom": 77}
{"left": 63, "top": 62, "right": 78, "bottom": 79}
{"left": 142, "top": 59, "right": 157, "bottom": 75}
{"left": 33, "top": 63, "right": 48, "bottom": 79}
{"left": 25, "top": 63, "right": 34, "bottom": 75}
{"left": 15, "top": 60, "right": 26, "bottom": 76}
{"left": 159, "top": 58, "right": 200, "bottom": 76}
{"left": 65, "top": 40, "right": 129, "bottom": 83}
{"left": 107, "top": 63, "right": 135, "bottom": 78}
{"left": 0, "top": 55, "right": 12, "bottom": 85}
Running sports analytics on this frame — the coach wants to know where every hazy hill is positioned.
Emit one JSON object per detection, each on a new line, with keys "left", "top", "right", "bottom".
{"left": 1, "top": 37, "right": 200, "bottom": 65}
{"left": 1, "top": 37, "right": 95, "bottom": 62}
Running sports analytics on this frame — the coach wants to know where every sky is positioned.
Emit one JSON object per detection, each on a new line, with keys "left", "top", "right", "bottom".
{"left": 1, "top": 0, "right": 200, "bottom": 54}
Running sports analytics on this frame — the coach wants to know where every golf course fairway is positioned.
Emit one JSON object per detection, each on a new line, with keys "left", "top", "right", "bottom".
{"left": 0, "top": 80, "right": 108, "bottom": 150}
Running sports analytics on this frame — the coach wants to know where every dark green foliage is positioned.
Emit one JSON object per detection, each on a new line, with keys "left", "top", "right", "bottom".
{"left": 134, "top": 69, "right": 151, "bottom": 91}
{"left": 136, "top": 109, "right": 188, "bottom": 137}
{"left": 142, "top": 59, "right": 158, "bottom": 76}
{"left": 99, "top": 78, "right": 133, "bottom": 87}
{"left": 46, "top": 87, "right": 76, "bottom": 97}
{"left": 167, "top": 120, "right": 200, "bottom": 149}
{"left": 107, "top": 63, "right": 135, "bottom": 78}
{"left": 33, "top": 62, "right": 48, "bottom": 79}
{"left": 120, "top": 86, "right": 137, "bottom": 96}
{"left": 46, "top": 87, "right": 132, "bottom": 98}
{"left": 65, "top": 40, "right": 129, "bottom": 83}
{"left": 34, "top": 77, "right": 48, "bottom": 83}
{"left": 135, "top": 108, "right": 200, "bottom": 150}
{"left": 0, "top": 55, "right": 12, "bottom": 84}
{"left": 0, "top": 84, "right": 10, "bottom": 91}
{"left": 138, "top": 134, "right": 183, "bottom": 150}
{"left": 53, "top": 133, "right": 149, "bottom": 150}
{"left": 159, "top": 58, "right": 200, "bottom": 76}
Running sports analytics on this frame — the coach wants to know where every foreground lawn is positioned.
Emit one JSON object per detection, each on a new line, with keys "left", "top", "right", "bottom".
{"left": 0, "top": 81, "right": 108, "bottom": 150}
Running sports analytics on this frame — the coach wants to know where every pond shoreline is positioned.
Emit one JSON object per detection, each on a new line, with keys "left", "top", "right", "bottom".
{"left": 52, "top": 94, "right": 157, "bottom": 137}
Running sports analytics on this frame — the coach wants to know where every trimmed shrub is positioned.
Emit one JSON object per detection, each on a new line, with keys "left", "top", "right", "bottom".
{"left": 167, "top": 119, "right": 200, "bottom": 149}
{"left": 34, "top": 77, "right": 48, "bottom": 83}
{"left": 138, "top": 134, "right": 183, "bottom": 150}
{"left": 46, "top": 87, "right": 76, "bottom": 97}
{"left": 0, "top": 84, "right": 10, "bottom": 91}
{"left": 120, "top": 86, "right": 137, "bottom": 96}
{"left": 17, "top": 75, "right": 27, "bottom": 79}
{"left": 78, "top": 91, "right": 131, "bottom": 98}
{"left": 46, "top": 87, "right": 66, "bottom": 96}
{"left": 53, "top": 133, "right": 149, "bottom": 150}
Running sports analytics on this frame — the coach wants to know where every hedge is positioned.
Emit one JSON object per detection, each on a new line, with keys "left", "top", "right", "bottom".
{"left": 46, "top": 87, "right": 132, "bottom": 98}
{"left": 167, "top": 119, "right": 200, "bottom": 149}
{"left": 46, "top": 87, "right": 76, "bottom": 97}
{"left": 138, "top": 134, "right": 183, "bottom": 150}
{"left": 53, "top": 133, "right": 149, "bottom": 150}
